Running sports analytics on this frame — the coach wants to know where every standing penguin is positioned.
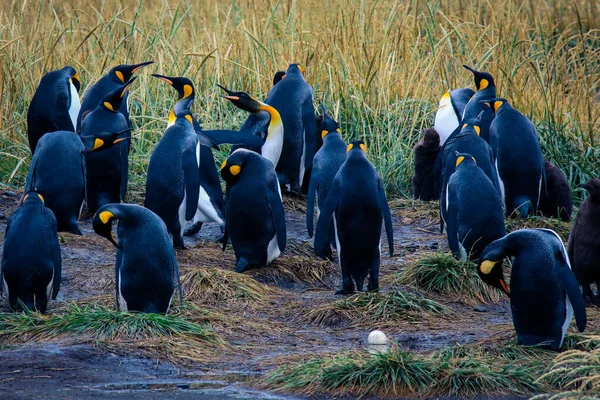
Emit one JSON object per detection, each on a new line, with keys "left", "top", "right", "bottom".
{"left": 567, "top": 178, "right": 600, "bottom": 306}
{"left": 433, "top": 88, "right": 474, "bottom": 145}
{"left": 460, "top": 65, "right": 496, "bottom": 144}
{"left": 25, "top": 130, "right": 130, "bottom": 234}
{"left": 27, "top": 66, "right": 81, "bottom": 153}
{"left": 273, "top": 71, "right": 286, "bottom": 85}
{"left": 478, "top": 229, "right": 586, "bottom": 350}
{"left": 446, "top": 152, "right": 505, "bottom": 261}
{"left": 1, "top": 191, "right": 61, "bottom": 313}
{"left": 306, "top": 104, "right": 347, "bottom": 252}
{"left": 93, "top": 204, "right": 180, "bottom": 314}
{"left": 145, "top": 110, "right": 202, "bottom": 249}
{"left": 314, "top": 141, "right": 394, "bottom": 294}
{"left": 538, "top": 160, "right": 572, "bottom": 221}
{"left": 221, "top": 149, "right": 286, "bottom": 273}
{"left": 487, "top": 98, "right": 544, "bottom": 218}
{"left": 81, "top": 78, "right": 136, "bottom": 213}
{"left": 412, "top": 128, "right": 441, "bottom": 201}
{"left": 77, "top": 61, "right": 153, "bottom": 131}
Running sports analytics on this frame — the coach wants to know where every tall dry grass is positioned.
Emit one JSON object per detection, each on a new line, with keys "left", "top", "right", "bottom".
{"left": 1, "top": 0, "right": 599, "bottom": 197}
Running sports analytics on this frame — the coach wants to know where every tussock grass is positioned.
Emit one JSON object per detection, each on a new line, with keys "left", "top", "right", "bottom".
{"left": 396, "top": 252, "right": 502, "bottom": 305}
{"left": 305, "top": 291, "right": 449, "bottom": 327}
{"left": 250, "top": 255, "right": 338, "bottom": 288}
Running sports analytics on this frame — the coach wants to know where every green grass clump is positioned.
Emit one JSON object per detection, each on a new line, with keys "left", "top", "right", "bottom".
{"left": 396, "top": 252, "right": 502, "bottom": 305}
{"left": 537, "top": 347, "right": 600, "bottom": 394}
{"left": 305, "top": 290, "right": 449, "bottom": 327}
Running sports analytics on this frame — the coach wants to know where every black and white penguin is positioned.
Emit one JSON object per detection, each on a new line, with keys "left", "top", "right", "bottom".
{"left": 538, "top": 160, "right": 572, "bottom": 222}
{"left": 446, "top": 152, "right": 505, "bottom": 261}
{"left": 93, "top": 204, "right": 180, "bottom": 314}
{"left": 27, "top": 66, "right": 81, "bottom": 153}
{"left": 220, "top": 149, "right": 286, "bottom": 273}
{"left": 433, "top": 88, "right": 474, "bottom": 145}
{"left": 487, "top": 98, "right": 544, "bottom": 218}
{"left": 77, "top": 61, "right": 153, "bottom": 131}
{"left": 460, "top": 65, "right": 496, "bottom": 143}
{"left": 478, "top": 228, "right": 586, "bottom": 350}
{"left": 306, "top": 104, "right": 347, "bottom": 253}
{"left": 80, "top": 78, "right": 136, "bottom": 213}
{"left": 25, "top": 130, "right": 130, "bottom": 234}
{"left": 145, "top": 110, "right": 202, "bottom": 249}
{"left": 1, "top": 191, "right": 61, "bottom": 313}
{"left": 567, "top": 178, "right": 600, "bottom": 306}
{"left": 314, "top": 141, "right": 394, "bottom": 294}
{"left": 412, "top": 128, "right": 441, "bottom": 201}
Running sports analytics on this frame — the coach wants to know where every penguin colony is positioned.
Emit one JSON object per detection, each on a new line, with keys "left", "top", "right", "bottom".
{"left": 0, "top": 61, "right": 595, "bottom": 352}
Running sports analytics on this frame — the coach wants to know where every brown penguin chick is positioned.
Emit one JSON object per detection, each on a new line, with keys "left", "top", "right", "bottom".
{"left": 412, "top": 128, "right": 441, "bottom": 201}
{"left": 568, "top": 178, "right": 600, "bottom": 306}
{"left": 538, "top": 160, "right": 573, "bottom": 221}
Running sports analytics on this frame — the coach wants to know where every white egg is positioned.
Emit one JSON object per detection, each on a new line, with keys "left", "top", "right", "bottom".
{"left": 367, "top": 330, "right": 388, "bottom": 345}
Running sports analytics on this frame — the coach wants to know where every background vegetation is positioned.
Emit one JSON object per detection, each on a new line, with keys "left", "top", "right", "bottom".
{"left": 1, "top": 0, "right": 599, "bottom": 199}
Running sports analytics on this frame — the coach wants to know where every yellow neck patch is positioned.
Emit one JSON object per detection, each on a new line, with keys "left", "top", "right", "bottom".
{"left": 478, "top": 79, "right": 489, "bottom": 91}
{"left": 168, "top": 109, "right": 176, "bottom": 126}
{"left": 480, "top": 260, "right": 497, "bottom": 275}
{"left": 184, "top": 114, "right": 193, "bottom": 124}
{"left": 183, "top": 84, "right": 193, "bottom": 99}
{"left": 99, "top": 211, "right": 115, "bottom": 224}
{"left": 346, "top": 144, "right": 353, "bottom": 153}
{"left": 104, "top": 102, "right": 114, "bottom": 111}
{"left": 321, "top": 130, "right": 328, "bottom": 140}
{"left": 473, "top": 125, "right": 481, "bottom": 135}
{"left": 220, "top": 160, "right": 227, "bottom": 170}
{"left": 115, "top": 70, "right": 125, "bottom": 83}
{"left": 229, "top": 165, "right": 241, "bottom": 175}
{"left": 37, "top": 193, "right": 44, "bottom": 203}
{"left": 92, "top": 138, "right": 104, "bottom": 151}
{"left": 336, "top": 128, "right": 341, "bottom": 133}
{"left": 297, "top": 64, "right": 305, "bottom": 73}
{"left": 462, "top": 123, "right": 468, "bottom": 129}
{"left": 493, "top": 101, "right": 503, "bottom": 112}
{"left": 455, "top": 156, "right": 465, "bottom": 167}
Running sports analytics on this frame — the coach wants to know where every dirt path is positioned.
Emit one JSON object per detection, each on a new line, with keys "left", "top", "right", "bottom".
{"left": 0, "top": 190, "right": 516, "bottom": 399}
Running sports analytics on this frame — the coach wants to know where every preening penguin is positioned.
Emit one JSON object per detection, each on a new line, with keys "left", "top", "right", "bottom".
{"left": 1, "top": 191, "right": 61, "bottom": 313}
{"left": 81, "top": 78, "right": 137, "bottom": 213}
{"left": 433, "top": 88, "right": 474, "bottom": 145}
{"left": 479, "top": 229, "right": 586, "bottom": 350}
{"left": 567, "top": 178, "right": 600, "bottom": 306}
{"left": 93, "top": 204, "right": 180, "bottom": 314}
{"left": 273, "top": 71, "right": 286, "bottom": 85}
{"left": 461, "top": 65, "right": 496, "bottom": 143}
{"left": 487, "top": 98, "right": 544, "bottom": 218}
{"left": 445, "top": 152, "right": 505, "bottom": 261}
{"left": 221, "top": 149, "right": 286, "bottom": 273}
{"left": 306, "top": 103, "right": 347, "bottom": 253}
{"left": 27, "top": 66, "right": 81, "bottom": 153}
{"left": 77, "top": 61, "right": 153, "bottom": 131}
{"left": 538, "top": 160, "right": 572, "bottom": 222}
{"left": 25, "top": 130, "right": 130, "bottom": 234}
{"left": 412, "top": 128, "right": 441, "bottom": 201}
{"left": 314, "top": 141, "right": 394, "bottom": 294}
{"left": 145, "top": 110, "right": 202, "bottom": 249}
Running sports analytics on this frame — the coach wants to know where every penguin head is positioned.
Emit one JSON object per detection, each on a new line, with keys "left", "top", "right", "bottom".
{"left": 317, "top": 102, "right": 340, "bottom": 139}
{"left": 347, "top": 140, "right": 367, "bottom": 154}
{"left": 286, "top": 63, "right": 305, "bottom": 76}
{"left": 81, "top": 128, "right": 132, "bottom": 153}
{"left": 460, "top": 112, "right": 483, "bottom": 136}
{"left": 478, "top": 244, "right": 510, "bottom": 297}
{"left": 482, "top": 98, "right": 509, "bottom": 114}
{"left": 423, "top": 129, "right": 440, "bottom": 147}
{"left": 111, "top": 61, "right": 153, "bottom": 83}
{"left": 170, "top": 109, "right": 218, "bottom": 149}
{"left": 273, "top": 71, "right": 286, "bottom": 85}
{"left": 22, "top": 191, "right": 45, "bottom": 205}
{"left": 152, "top": 74, "right": 195, "bottom": 101}
{"left": 101, "top": 77, "right": 137, "bottom": 113}
{"left": 463, "top": 65, "right": 495, "bottom": 91}
{"left": 64, "top": 66, "right": 81, "bottom": 92}
{"left": 454, "top": 151, "right": 476, "bottom": 168}
{"left": 217, "top": 84, "right": 272, "bottom": 115}
{"left": 220, "top": 150, "right": 249, "bottom": 185}
{"left": 172, "top": 109, "right": 195, "bottom": 127}
{"left": 93, "top": 205, "right": 122, "bottom": 248}
{"left": 581, "top": 178, "right": 600, "bottom": 195}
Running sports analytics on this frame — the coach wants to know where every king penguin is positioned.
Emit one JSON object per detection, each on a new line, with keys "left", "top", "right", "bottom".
{"left": 314, "top": 141, "right": 394, "bottom": 294}
{"left": 433, "top": 88, "right": 474, "bottom": 145}
{"left": 567, "top": 178, "right": 600, "bottom": 306}
{"left": 478, "top": 228, "right": 586, "bottom": 350}
{"left": 80, "top": 78, "right": 136, "bottom": 213}
{"left": 460, "top": 65, "right": 496, "bottom": 144}
{"left": 306, "top": 103, "right": 347, "bottom": 255}
{"left": 27, "top": 66, "right": 81, "bottom": 153}
{"left": 487, "top": 98, "right": 544, "bottom": 218}
{"left": 93, "top": 204, "right": 181, "bottom": 314}
{"left": 25, "top": 130, "right": 130, "bottom": 234}
{"left": 1, "top": 191, "right": 61, "bottom": 313}
{"left": 220, "top": 149, "right": 286, "bottom": 273}
{"left": 77, "top": 61, "right": 153, "bottom": 131}
{"left": 446, "top": 152, "right": 505, "bottom": 261}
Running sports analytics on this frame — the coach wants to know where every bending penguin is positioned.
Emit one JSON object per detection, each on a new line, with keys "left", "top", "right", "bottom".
{"left": 93, "top": 204, "right": 181, "bottom": 314}
{"left": 445, "top": 152, "right": 505, "bottom": 261}
{"left": 25, "top": 129, "right": 130, "bottom": 234}
{"left": 27, "top": 66, "right": 81, "bottom": 153}
{"left": 478, "top": 228, "right": 586, "bottom": 350}
{"left": 314, "top": 140, "right": 394, "bottom": 294}
{"left": 221, "top": 149, "right": 286, "bottom": 273}
{"left": 487, "top": 98, "right": 544, "bottom": 218}
{"left": 81, "top": 78, "right": 136, "bottom": 213}
{"left": 567, "top": 178, "right": 600, "bottom": 306}
{"left": 306, "top": 103, "right": 347, "bottom": 254}
{"left": 77, "top": 61, "right": 153, "bottom": 131}
{"left": 1, "top": 191, "right": 61, "bottom": 313}
{"left": 433, "top": 88, "right": 474, "bottom": 145}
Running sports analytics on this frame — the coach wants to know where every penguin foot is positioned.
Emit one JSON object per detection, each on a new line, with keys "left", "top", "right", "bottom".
{"left": 335, "top": 289, "right": 354, "bottom": 295}
{"left": 235, "top": 258, "right": 251, "bottom": 273}
{"left": 184, "top": 222, "right": 203, "bottom": 237}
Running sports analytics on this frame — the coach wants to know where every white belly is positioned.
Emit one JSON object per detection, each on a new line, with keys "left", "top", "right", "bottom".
{"left": 298, "top": 129, "right": 306, "bottom": 188}
{"left": 46, "top": 269, "right": 54, "bottom": 300}
{"left": 266, "top": 233, "right": 281, "bottom": 265}
{"left": 560, "top": 295, "right": 573, "bottom": 347}
{"left": 68, "top": 81, "right": 81, "bottom": 131}
{"left": 434, "top": 96, "right": 459, "bottom": 146}
{"left": 193, "top": 185, "right": 224, "bottom": 226}
{"left": 118, "top": 269, "right": 128, "bottom": 311}
{"left": 178, "top": 191, "right": 187, "bottom": 236}
{"left": 333, "top": 214, "right": 341, "bottom": 264}
{"left": 495, "top": 159, "right": 506, "bottom": 206}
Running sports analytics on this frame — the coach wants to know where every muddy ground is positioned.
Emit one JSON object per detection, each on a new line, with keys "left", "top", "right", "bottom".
{"left": 0, "top": 189, "right": 585, "bottom": 400}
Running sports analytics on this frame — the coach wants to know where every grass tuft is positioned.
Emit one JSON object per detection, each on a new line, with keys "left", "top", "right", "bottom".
{"left": 249, "top": 255, "right": 338, "bottom": 288}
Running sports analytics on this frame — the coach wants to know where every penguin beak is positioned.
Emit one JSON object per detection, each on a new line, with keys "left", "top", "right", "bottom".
{"left": 151, "top": 74, "right": 174, "bottom": 85}
{"left": 499, "top": 279, "right": 510, "bottom": 297}
{"left": 131, "top": 60, "right": 154, "bottom": 73}
{"left": 217, "top": 84, "right": 237, "bottom": 96}
{"left": 113, "top": 137, "right": 131, "bottom": 144}
{"left": 223, "top": 95, "right": 240, "bottom": 101}
{"left": 463, "top": 64, "right": 477, "bottom": 74}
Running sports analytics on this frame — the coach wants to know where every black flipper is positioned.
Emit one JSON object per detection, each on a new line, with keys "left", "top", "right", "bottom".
{"left": 115, "top": 251, "right": 122, "bottom": 311}
{"left": 557, "top": 263, "right": 587, "bottom": 333}
{"left": 50, "top": 216, "right": 62, "bottom": 300}
{"left": 182, "top": 145, "right": 201, "bottom": 221}
{"left": 377, "top": 179, "right": 394, "bottom": 256}
{"left": 267, "top": 186, "right": 286, "bottom": 252}
{"left": 201, "top": 129, "right": 265, "bottom": 148}
{"left": 119, "top": 143, "right": 128, "bottom": 201}
{"left": 446, "top": 182, "right": 460, "bottom": 257}
{"left": 172, "top": 253, "right": 183, "bottom": 305}
{"left": 25, "top": 149, "right": 41, "bottom": 192}
{"left": 314, "top": 179, "right": 341, "bottom": 259}
{"left": 306, "top": 165, "right": 319, "bottom": 238}
{"left": 301, "top": 98, "right": 318, "bottom": 187}
{"left": 222, "top": 185, "right": 231, "bottom": 252}
{"left": 81, "top": 153, "right": 89, "bottom": 211}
